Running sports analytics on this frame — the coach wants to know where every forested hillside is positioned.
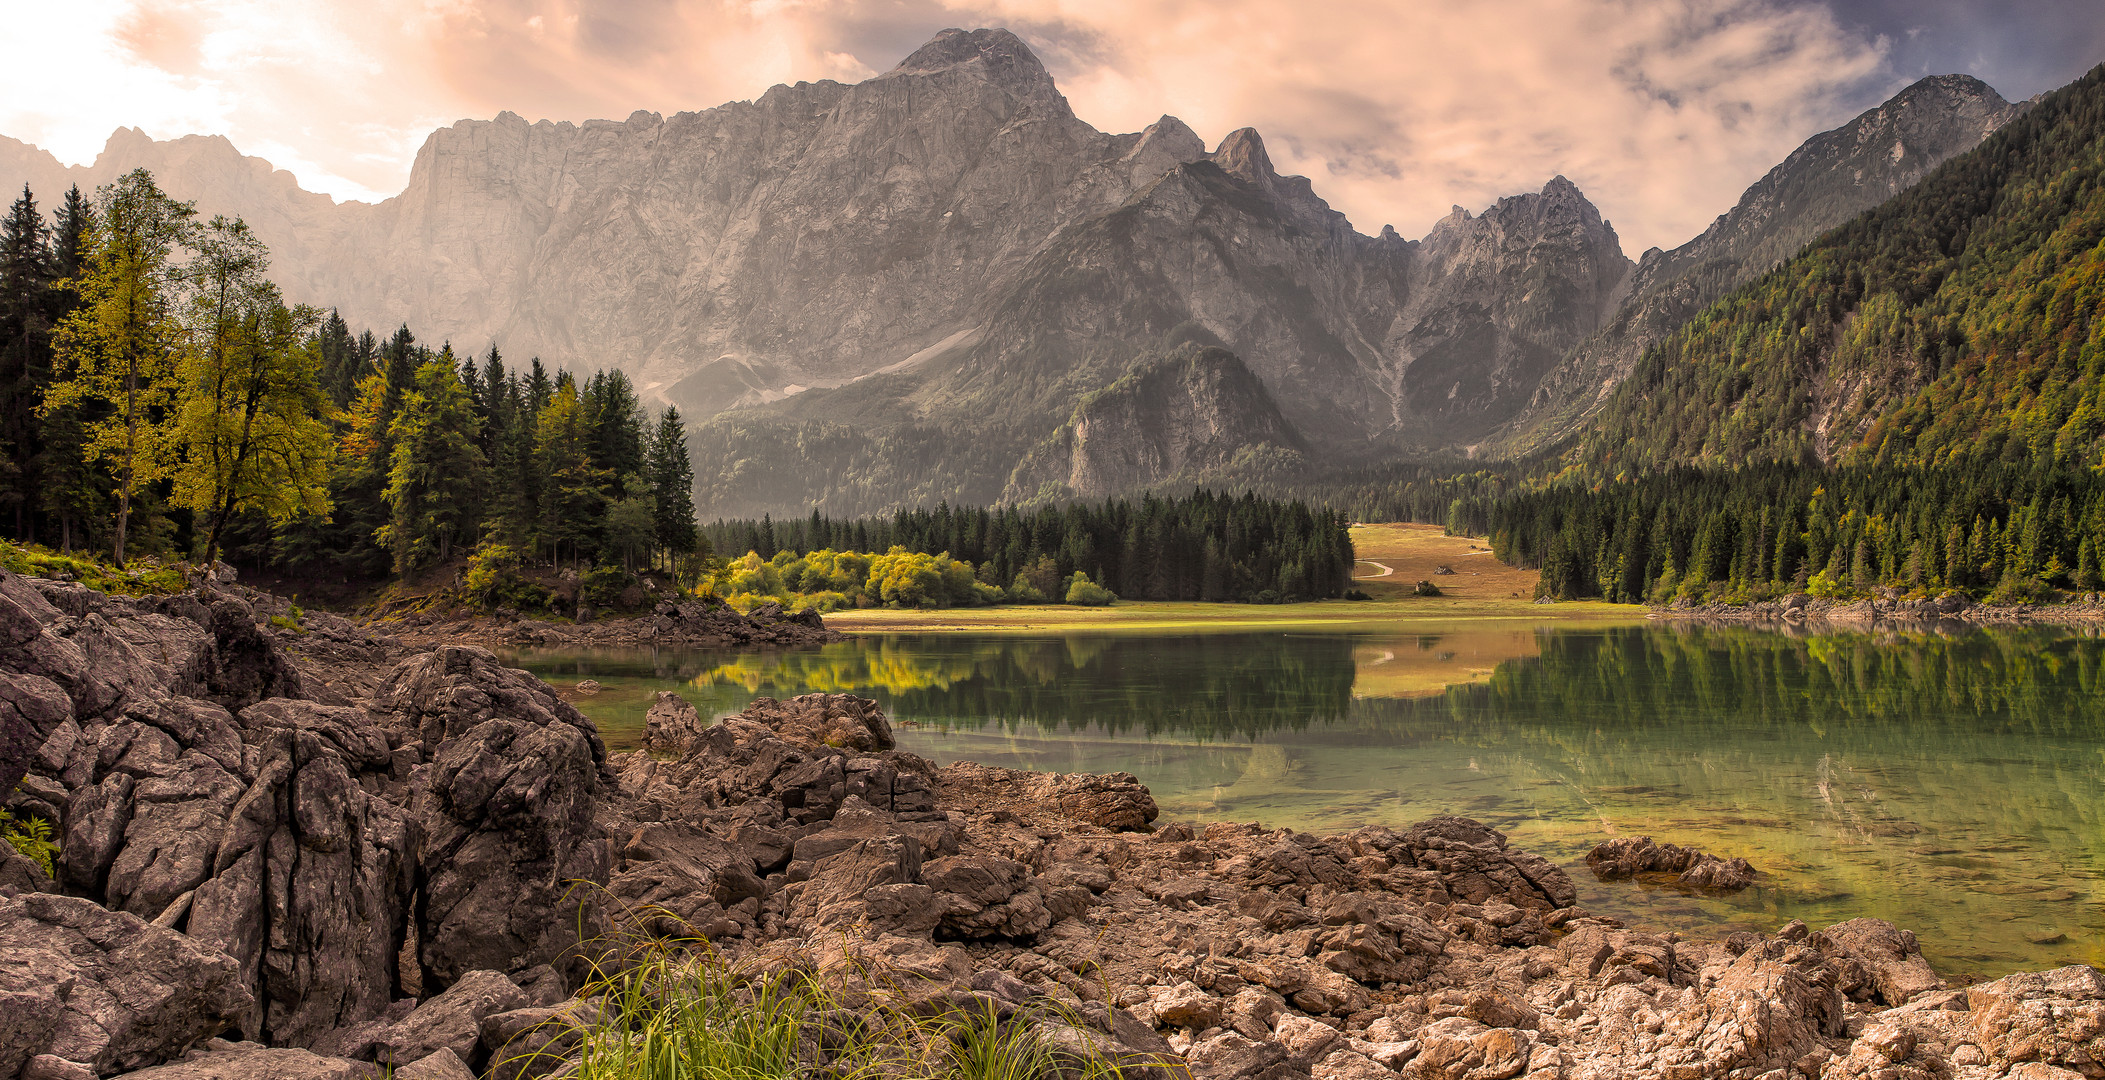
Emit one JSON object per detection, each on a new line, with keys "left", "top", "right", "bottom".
{"left": 1489, "top": 463, "right": 2105, "bottom": 603}
{"left": 1466, "top": 65, "right": 2105, "bottom": 604}
{"left": 1582, "top": 64, "right": 2105, "bottom": 472}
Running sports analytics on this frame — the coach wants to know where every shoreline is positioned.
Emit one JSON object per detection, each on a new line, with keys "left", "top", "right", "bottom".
{"left": 1, "top": 568, "right": 2099, "bottom": 1078}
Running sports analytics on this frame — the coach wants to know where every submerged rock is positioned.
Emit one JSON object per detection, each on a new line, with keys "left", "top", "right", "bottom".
{"left": 1586, "top": 834, "right": 1757, "bottom": 892}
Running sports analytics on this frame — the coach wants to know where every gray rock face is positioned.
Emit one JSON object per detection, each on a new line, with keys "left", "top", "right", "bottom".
{"left": 0, "top": 573, "right": 419, "bottom": 1049}
{"left": 412, "top": 709, "right": 608, "bottom": 990}
{"left": 0, "top": 892, "right": 251, "bottom": 1077}
{"left": 183, "top": 722, "right": 416, "bottom": 1046}
{"left": 365, "top": 646, "right": 606, "bottom": 765}
{"left": 1002, "top": 344, "right": 1305, "bottom": 502}
{"left": 1496, "top": 73, "right": 2026, "bottom": 452}
{"left": 107, "top": 1046, "right": 380, "bottom": 1079}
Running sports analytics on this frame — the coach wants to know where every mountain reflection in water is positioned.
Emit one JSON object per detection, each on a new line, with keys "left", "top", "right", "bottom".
{"left": 506, "top": 622, "right": 2105, "bottom": 980}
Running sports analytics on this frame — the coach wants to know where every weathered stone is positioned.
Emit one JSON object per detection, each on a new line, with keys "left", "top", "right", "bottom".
{"left": 1185, "top": 1031, "right": 1300, "bottom": 1080}
{"left": 1822, "top": 918, "right": 1944, "bottom": 1005}
{"left": 107, "top": 1046, "right": 379, "bottom": 1079}
{"left": 392, "top": 1048, "right": 476, "bottom": 1080}
{"left": 1586, "top": 835, "right": 1755, "bottom": 892}
{"left": 413, "top": 715, "right": 608, "bottom": 990}
{"left": 1965, "top": 965, "right": 2105, "bottom": 1077}
{"left": 368, "top": 970, "right": 529, "bottom": 1068}
{"left": 184, "top": 728, "right": 415, "bottom": 1046}
{"left": 0, "top": 892, "right": 250, "bottom": 1077}
{"left": 367, "top": 646, "right": 606, "bottom": 765}
{"left": 641, "top": 691, "right": 709, "bottom": 758}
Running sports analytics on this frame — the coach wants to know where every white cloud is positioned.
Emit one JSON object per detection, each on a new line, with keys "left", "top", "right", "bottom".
{"left": 1, "top": 0, "right": 1900, "bottom": 248}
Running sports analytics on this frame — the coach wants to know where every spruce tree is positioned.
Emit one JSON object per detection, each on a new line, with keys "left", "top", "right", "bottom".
{"left": 0, "top": 185, "right": 55, "bottom": 538}
{"left": 647, "top": 406, "right": 697, "bottom": 567}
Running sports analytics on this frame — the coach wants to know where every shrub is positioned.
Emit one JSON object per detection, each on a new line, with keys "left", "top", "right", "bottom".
{"left": 464, "top": 543, "right": 552, "bottom": 611}
{"left": 1064, "top": 572, "right": 1115, "bottom": 607}
{"left": 1413, "top": 580, "right": 1442, "bottom": 597}
{"left": 580, "top": 565, "right": 633, "bottom": 609}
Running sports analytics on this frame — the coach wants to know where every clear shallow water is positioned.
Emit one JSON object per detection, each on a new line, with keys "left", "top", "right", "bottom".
{"left": 505, "top": 622, "right": 2105, "bottom": 981}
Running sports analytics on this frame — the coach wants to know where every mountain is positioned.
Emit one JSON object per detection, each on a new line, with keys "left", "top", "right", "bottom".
{"left": 0, "top": 30, "right": 2034, "bottom": 516}
{"left": 0, "top": 127, "right": 355, "bottom": 304}
{"left": 1572, "top": 64, "right": 2105, "bottom": 474}
{"left": 0, "top": 29, "right": 1637, "bottom": 512}
{"left": 1000, "top": 343, "right": 1305, "bottom": 503}
{"left": 1489, "top": 73, "right": 2025, "bottom": 454}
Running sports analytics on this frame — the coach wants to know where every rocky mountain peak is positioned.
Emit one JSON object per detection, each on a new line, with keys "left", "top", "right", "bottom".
{"left": 1129, "top": 115, "right": 1205, "bottom": 162}
{"left": 888, "top": 28, "right": 1057, "bottom": 95}
{"left": 1210, "top": 127, "right": 1278, "bottom": 188}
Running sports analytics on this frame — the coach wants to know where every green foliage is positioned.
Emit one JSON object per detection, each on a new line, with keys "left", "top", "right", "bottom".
{"left": 1, "top": 808, "right": 57, "bottom": 878}
{"left": 172, "top": 216, "right": 334, "bottom": 566}
{"left": 1063, "top": 571, "right": 1115, "bottom": 606}
{"left": 463, "top": 543, "right": 552, "bottom": 611}
{"left": 1488, "top": 462, "right": 2105, "bottom": 603}
{"left": 507, "top": 935, "right": 1160, "bottom": 1080}
{"left": 579, "top": 565, "right": 632, "bottom": 609}
{"left": 1413, "top": 580, "right": 1442, "bottom": 597}
{"left": 42, "top": 169, "right": 195, "bottom": 565}
{"left": 705, "top": 490, "right": 1354, "bottom": 604}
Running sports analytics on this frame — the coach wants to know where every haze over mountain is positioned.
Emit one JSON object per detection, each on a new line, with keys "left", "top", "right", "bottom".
{"left": 0, "top": 28, "right": 2032, "bottom": 514}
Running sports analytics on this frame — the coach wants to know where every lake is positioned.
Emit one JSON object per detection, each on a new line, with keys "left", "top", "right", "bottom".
{"left": 503, "top": 620, "right": 2105, "bottom": 981}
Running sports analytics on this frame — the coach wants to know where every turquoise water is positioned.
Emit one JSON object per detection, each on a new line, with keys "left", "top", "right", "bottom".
{"left": 505, "top": 622, "right": 2105, "bottom": 980}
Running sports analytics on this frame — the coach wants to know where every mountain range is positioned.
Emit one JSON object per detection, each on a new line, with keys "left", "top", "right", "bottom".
{"left": 0, "top": 29, "right": 2031, "bottom": 515}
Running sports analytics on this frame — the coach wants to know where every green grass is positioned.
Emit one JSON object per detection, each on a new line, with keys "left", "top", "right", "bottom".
{"left": 0, "top": 541, "right": 189, "bottom": 597}
{"left": 492, "top": 935, "right": 1176, "bottom": 1080}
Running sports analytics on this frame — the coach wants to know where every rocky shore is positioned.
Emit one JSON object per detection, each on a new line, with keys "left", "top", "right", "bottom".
{"left": 1654, "top": 591, "right": 2105, "bottom": 627}
{"left": 384, "top": 597, "right": 846, "bottom": 652}
{"left": 2, "top": 570, "right": 2101, "bottom": 1080}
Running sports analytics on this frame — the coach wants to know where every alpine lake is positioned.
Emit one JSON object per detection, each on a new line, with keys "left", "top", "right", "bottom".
{"left": 502, "top": 618, "right": 2105, "bottom": 982}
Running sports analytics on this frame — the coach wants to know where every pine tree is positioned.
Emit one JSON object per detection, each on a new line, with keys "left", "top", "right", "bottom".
{"left": 647, "top": 407, "right": 697, "bottom": 568}
{"left": 0, "top": 185, "right": 55, "bottom": 538}
{"left": 376, "top": 360, "right": 488, "bottom": 574}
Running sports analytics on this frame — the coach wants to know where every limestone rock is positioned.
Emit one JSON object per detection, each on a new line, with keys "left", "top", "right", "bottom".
{"left": 640, "top": 691, "right": 708, "bottom": 757}
{"left": 1822, "top": 917, "right": 1944, "bottom": 1005}
{"left": 413, "top": 714, "right": 608, "bottom": 990}
{"left": 1586, "top": 835, "right": 1756, "bottom": 892}
{"left": 107, "top": 1046, "right": 380, "bottom": 1079}
{"left": 0, "top": 892, "right": 251, "bottom": 1077}
{"left": 1965, "top": 965, "right": 2105, "bottom": 1077}
{"left": 367, "top": 646, "right": 606, "bottom": 765}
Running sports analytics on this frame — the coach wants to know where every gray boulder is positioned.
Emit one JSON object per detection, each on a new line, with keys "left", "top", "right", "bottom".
{"left": 107, "top": 1046, "right": 379, "bottom": 1079}
{"left": 183, "top": 727, "right": 416, "bottom": 1047}
{"left": 414, "top": 715, "right": 608, "bottom": 990}
{"left": 0, "top": 892, "right": 250, "bottom": 1078}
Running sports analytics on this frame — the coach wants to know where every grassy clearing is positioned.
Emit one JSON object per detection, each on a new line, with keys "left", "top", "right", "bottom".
{"left": 491, "top": 937, "right": 1173, "bottom": 1080}
{"left": 826, "top": 524, "right": 1637, "bottom": 633}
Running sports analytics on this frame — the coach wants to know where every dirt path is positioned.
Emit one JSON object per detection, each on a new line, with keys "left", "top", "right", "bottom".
{"left": 1356, "top": 559, "right": 1395, "bottom": 579}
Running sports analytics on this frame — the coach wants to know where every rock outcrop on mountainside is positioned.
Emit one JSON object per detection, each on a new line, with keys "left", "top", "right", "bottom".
{"left": 1000, "top": 344, "right": 1307, "bottom": 502}
{"left": 1493, "top": 74, "right": 2025, "bottom": 453}
{"left": 3, "top": 570, "right": 2101, "bottom": 1078}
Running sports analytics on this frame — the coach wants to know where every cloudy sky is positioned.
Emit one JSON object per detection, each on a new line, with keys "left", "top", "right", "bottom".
{"left": 5, "top": 0, "right": 2098, "bottom": 252}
